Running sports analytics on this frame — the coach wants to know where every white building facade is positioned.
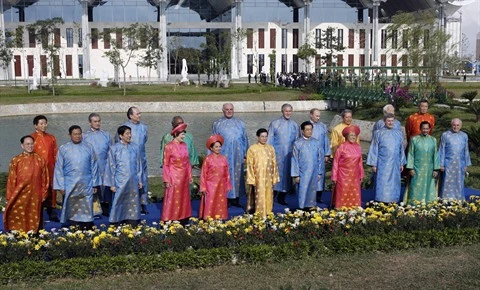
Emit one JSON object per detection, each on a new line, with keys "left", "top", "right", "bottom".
{"left": 0, "top": 0, "right": 470, "bottom": 81}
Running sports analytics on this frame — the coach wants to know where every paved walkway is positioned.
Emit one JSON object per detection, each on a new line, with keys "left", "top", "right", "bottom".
{"left": 0, "top": 100, "right": 330, "bottom": 117}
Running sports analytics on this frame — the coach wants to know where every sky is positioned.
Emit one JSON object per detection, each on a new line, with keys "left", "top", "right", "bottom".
{"left": 459, "top": 0, "right": 480, "bottom": 58}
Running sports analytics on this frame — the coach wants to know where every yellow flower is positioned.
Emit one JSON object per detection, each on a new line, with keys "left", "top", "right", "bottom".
{"left": 92, "top": 236, "right": 100, "bottom": 249}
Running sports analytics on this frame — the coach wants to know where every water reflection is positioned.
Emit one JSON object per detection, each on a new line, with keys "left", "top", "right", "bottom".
{"left": 0, "top": 111, "right": 337, "bottom": 175}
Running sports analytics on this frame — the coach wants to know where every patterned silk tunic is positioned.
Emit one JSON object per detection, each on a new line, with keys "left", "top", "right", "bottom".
{"left": 4, "top": 152, "right": 49, "bottom": 232}
{"left": 267, "top": 116, "right": 299, "bottom": 193}
{"left": 246, "top": 143, "right": 280, "bottom": 217}
{"left": 438, "top": 130, "right": 471, "bottom": 200}
{"left": 332, "top": 141, "right": 364, "bottom": 208}
{"left": 54, "top": 142, "right": 100, "bottom": 224}
{"left": 212, "top": 117, "right": 248, "bottom": 199}
{"left": 367, "top": 127, "right": 406, "bottom": 203}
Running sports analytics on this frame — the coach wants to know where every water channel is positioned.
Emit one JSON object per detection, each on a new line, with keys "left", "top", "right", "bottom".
{"left": 1, "top": 111, "right": 343, "bottom": 175}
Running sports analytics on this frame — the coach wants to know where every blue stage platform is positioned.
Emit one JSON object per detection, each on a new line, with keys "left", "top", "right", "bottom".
{"left": 1, "top": 188, "right": 479, "bottom": 232}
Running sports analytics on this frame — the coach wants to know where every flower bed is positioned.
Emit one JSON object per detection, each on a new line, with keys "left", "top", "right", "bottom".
{"left": 1, "top": 197, "right": 480, "bottom": 283}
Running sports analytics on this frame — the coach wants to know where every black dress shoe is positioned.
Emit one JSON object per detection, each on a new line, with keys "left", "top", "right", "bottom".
{"left": 140, "top": 205, "right": 149, "bottom": 215}
{"left": 278, "top": 199, "right": 288, "bottom": 206}
{"left": 48, "top": 215, "right": 60, "bottom": 223}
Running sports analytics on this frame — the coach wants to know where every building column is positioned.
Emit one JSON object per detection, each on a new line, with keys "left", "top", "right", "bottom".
{"left": 153, "top": 0, "right": 168, "bottom": 82}
{"left": 371, "top": 0, "right": 379, "bottom": 66}
{"left": 231, "top": 0, "right": 242, "bottom": 79}
{"left": 303, "top": 0, "right": 312, "bottom": 72}
{"left": 0, "top": 0, "right": 5, "bottom": 41}
{"left": 79, "top": 0, "right": 92, "bottom": 78}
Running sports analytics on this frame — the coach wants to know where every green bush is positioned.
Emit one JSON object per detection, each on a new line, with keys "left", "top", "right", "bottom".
{"left": 1, "top": 228, "right": 479, "bottom": 284}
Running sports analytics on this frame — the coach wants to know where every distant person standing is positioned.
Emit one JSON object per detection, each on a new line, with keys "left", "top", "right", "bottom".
{"left": 367, "top": 114, "right": 406, "bottom": 203}
{"left": 118, "top": 106, "right": 149, "bottom": 215}
{"left": 212, "top": 103, "right": 248, "bottom": 208}
{"left": 309, "top": 108, "right": 331, "bottom": 202}
{"left": 82, "top": 113, "right": 112, "bottom": 216}
{"left": 248, "top": 73, "right": 251, "bottom": 83}
{"left": 4, "top": 136, "right": 49, "bottom": 232}
{"left": 438, "top": 118, "right": 471, "bottom": 200}
{"left": 31, "top": 115, "right": 59, "bottom": 222}
{"left": 267, "top": 103, "right": 299, "bottom": 205}
{"left": 405, "top": 121, "right": 440, "bottom": 204}
{"left": 104, "top": 125, "right": 143, "bottom": 227}
{"left": 54, "top": 125, "right": 100, "bottom": 229}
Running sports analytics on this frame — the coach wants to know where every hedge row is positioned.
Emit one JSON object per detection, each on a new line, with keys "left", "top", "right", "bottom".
{"left": 2, "top": 227, "right": 479, "bottom": 284}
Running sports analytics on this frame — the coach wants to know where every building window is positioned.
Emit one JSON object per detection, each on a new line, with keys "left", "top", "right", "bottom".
{"left": 359, "top": 29, "right": 365, "bottom": 49}
{"left": 348, "top": 29, "right": 354, "bottom": 49}
{"left": 381, "top": 29, "right": 387, "bottom": 49}
{"left": 91, "top": 28, "right": 98, "bottom": 49}
{"left": 348, "top": 54, "right": 354, "bottom": 66}
{"left": 116, "top": 29, "right": 123, "bottom": 48}
{"left": 424, "top": 29, "right": 430, "bottom": 48}
{"left": 258, "top": 28, "right": 264, "bottom": 49}
{"left": 381, "top": 54, "right": 386, "bottom": 66}
{"left": 315, "top": 29, "right": 321, "bottom": 49}
{"left": 66, "top": 28, "right": 74, "bottom": 48}
{"left": 402, "top": 29, "right": 409, "bottom": 49}
{"left": 66, "top": 55, "right": 72, "bottom": 76}
{"left": 28, "top": 28, "right": 36, "bottom": 48}
{"left": 292, "top": 54, "right": 298, "bottom": 73}
{"left": 392, "top": 30, "right": 398, "bottom": 49}
{"left": 293, "top": 29, "right": 298, "bottom": 49}
{"left": 247, "top": 28, "right": 253, "bottom": 49}
{"left": 401, "top": 54, "right": 408, "bottom": 73}
{"left": 14, "top": 55, "right": 22, "bottom": 77}
{"left": 54, "top": 28, "right": 61, "bottom": 47}
{"left": 247, "top": 54, "right": 253, "bottom": 74}
{"left": 270, "top": 28, "right": 276, "bottom": 49}
{"left": 326, "top": 28, "right": 333, "bottom": 49}
{"left": 78, "top": 55, "right": 83, "bottom": 78}
{"left": 259, "top": 54, "right": 265, "bottom": 73}
{"left": 78, "top": 28, "right": 82, "bottom": 48}
{"left": 281, "top": 54, "right": 287, "bottom": 73}
{"left": 315, "top": 54, "right": 321, "bottom": 69}
{"left": 337, "top": 29, "right": 343, "bottom": 49}
{"left": 337, "top": 54, "right": 343, "bottom": 67}
{"left": 281, "top": 28, "right": 287, "bottom": 49}
{"left": 392, "top": 54, "right": 397, "bottom": 73}
{"left": 359, "top": 54, "right": 365, "bottom": 67}
{"left": 104, "top": 28, "right": 111, "bottom": 49}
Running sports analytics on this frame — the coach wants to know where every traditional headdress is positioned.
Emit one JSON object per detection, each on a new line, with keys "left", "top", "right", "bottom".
{"left": 206, "top": 134, "right": 224, "bottom": 150}
{"left": 341, "top": 125, "right": 360, "bottom": 138}
{"left": 170, "top": 123, "right": 188, "bottom": 136}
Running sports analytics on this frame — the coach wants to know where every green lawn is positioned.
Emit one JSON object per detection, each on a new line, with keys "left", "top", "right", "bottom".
{"left": 0, "top": 83, "right": 305, "bottom": 105}
{"left": 4, "top": 244, "right": 480, "bottom": 290}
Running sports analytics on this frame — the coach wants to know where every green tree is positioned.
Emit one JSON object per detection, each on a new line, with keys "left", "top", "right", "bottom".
{"left": 316, "top": 27, "right": 345, "bottom": 68}
{"left": 136, "top": 24, "right": 163, "bottom": 84}
{"left": 268, "top": 49, "right": 276, "bottom": 83}
{"left": 103, "top": 23, "right": 141, "bottom": 96}
{"left": 0, "top": 34, "right": 13, "bottom": 80}
{"left": 297, "top": 43, "right": 316, "bottom": 72}
{"left": 27, "top": 17, "right": 64, "bottom": 95}
{"left": 386, "top": 11, "right": 451, "bottom": 96}
{"left": 201, "top": 31, "right": 232, "bottom": 87}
